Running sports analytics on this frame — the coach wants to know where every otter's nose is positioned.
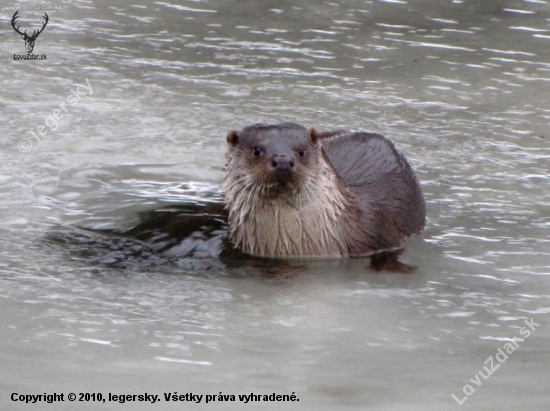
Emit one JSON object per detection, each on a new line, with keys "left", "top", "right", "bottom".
{"left": 271, "top": 154, "right": 294, "bottom": 171}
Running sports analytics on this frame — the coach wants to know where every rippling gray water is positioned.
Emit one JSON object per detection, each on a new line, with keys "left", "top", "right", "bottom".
{"left": 1, "top": 0, "right": 549, "bottom": 409}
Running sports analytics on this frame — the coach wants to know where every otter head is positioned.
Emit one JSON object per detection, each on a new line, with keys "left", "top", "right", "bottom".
{"left": 225, "top": 123, "right": 322, "bottom": 197}
{"left": 223, "top": 123, "right": 357, "bottom": 258}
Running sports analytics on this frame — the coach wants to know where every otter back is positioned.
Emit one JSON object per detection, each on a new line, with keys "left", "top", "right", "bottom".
{"left": 321, "top": 132, "right": 426, "bottom": 237}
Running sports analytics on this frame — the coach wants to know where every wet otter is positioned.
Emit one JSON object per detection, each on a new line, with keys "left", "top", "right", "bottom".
{"left": 223, "top": 122, "right": 425, "bottom": 271}
{"left": 47, "top": 123, "right": 423, "bottom": 273}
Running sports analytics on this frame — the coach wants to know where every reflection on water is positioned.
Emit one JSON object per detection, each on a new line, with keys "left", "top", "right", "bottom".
{"left": 1, "top": 0, "right": 549, "bottom": 409}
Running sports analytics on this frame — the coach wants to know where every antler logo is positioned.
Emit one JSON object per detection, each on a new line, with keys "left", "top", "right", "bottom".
{"left": 11, "top": 11, "right": 49, "bottom": 54}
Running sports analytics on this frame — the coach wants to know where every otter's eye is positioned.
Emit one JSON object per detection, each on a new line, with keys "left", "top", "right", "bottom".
{"left": 252, "top": 147, "right": 263, "bottom": 157}
{"left": 297, "top": 148, "right": 306, "bottom": 157}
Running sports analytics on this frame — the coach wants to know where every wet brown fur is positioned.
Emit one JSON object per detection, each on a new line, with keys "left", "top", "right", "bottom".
{"left": 223, "top": 123, "right": 425, "bottom": 268}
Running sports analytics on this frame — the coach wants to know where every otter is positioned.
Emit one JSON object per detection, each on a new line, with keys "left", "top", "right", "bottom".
{"left": 223, "top": 122, "right": 426, "bottom": 271}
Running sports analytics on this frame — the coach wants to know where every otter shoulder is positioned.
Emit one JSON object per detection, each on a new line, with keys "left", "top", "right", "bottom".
{"left": 320, "top": 131, "right": 426, "bottom": 238}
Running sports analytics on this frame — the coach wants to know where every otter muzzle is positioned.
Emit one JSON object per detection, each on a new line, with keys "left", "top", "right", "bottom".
{"left": 271, "top": 154, "right": 294, "bottom": 171}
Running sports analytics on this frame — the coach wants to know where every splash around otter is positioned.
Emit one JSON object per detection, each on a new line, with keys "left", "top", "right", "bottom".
{"left": 223, "top": 122, "right": 426, "bottom": 271}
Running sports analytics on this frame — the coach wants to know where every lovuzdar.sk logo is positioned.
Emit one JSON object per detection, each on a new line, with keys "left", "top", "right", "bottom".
{"left": 11, "top": 11, "right": 48, "bottom": 61}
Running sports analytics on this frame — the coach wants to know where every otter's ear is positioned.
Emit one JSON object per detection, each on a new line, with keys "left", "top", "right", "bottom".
{"left": 226, "top": 130, "right": 239, "bottom": 146}
{"left": 309, "top": 127, "right": 321, "bottom": 144}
